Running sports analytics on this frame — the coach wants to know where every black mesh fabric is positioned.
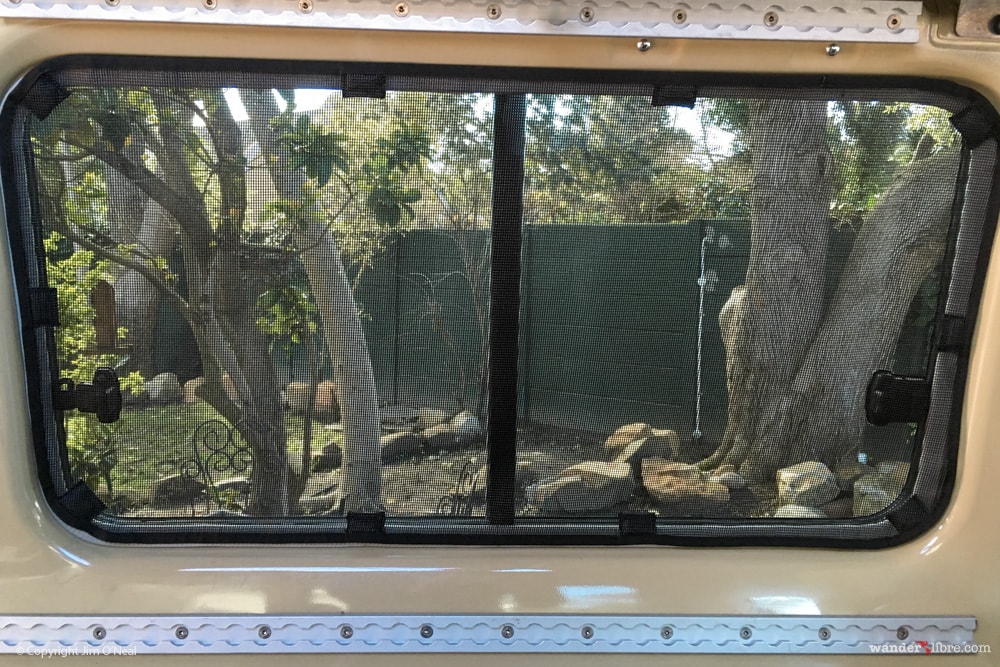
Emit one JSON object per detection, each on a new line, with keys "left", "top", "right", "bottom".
{"left": 3, "top": 61, "right": 995, "bottom": 542}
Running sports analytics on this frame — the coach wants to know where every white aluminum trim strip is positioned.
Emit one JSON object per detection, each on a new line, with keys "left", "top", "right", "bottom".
{"left": 0, "top": 614, "right": 977, "bottom": 654}
{"left": 0, "top": 0, "right": 923, "bottom": 43}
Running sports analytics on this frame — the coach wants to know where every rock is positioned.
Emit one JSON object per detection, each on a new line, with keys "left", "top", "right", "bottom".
{"left": 381, "top": 405, "right": 419, "bottom": 426}
{"left": 298, "top": 471, "right": 343, "bottom": 515}
{"left": 450, "top": 411, "right": 483, "bottom": 438}
{"left": 417, "top": 408, "right": 452, "bottom": 429}
{"left": 876, "top": 461, "right": 911, "bottom": 491}
{"left": 213, "top": 476, "right": 249, "bottom": 497}
{"left": 777, "top": 461, "right": 840, "bottom": 507}
{"left": 314, "top": 380, "right": 340, "bottom": 419}
{"left": 641, "top": 459, "right": 729, "bottom": 506}
{"left": 152, "top": 473, "right": 206, "bottom": 507}
{"left": 285, "top": 381, "right": 331, "bottom": 415}
{"left": 774, "top": 504, "right": 827, "bottom": 519}
{"left": 711, "top": 471, "right": 747, "bottom": 490}
{"left": 516, "top": 460, "right": 541, "bottom": 487}
{"left": 833, "top": 460, "right": 876, "bottom": 492}
{"left": 604, "top": 423, "right": 654, "bottom": 456}
{"left": 424, "top": 424, "right": 482, "bottom": 451}
{"left": 615, "top": 435, "right": 678, "bottom": 478}
{"left": 183, "top": 377, "right": 206, "bottom": 404}
{"left": 820, "top": 497, "right": 854, "bottom": 519}
{"left": 715, "top": 464, "right": 737, "bottom": 475}
{"left": 146, "top": 372, "right": 183, "bottom": 404}
{"left": 221, "top": 373, "right": 239, "bottom": 402}
{"left": 381, "top": 431, "right": 426, "bottom": 463}
{"left": 312, "top": 441, "right": 342, "bottom": 473}
{"left": 525, "top": 461, "right": 635, "bottom": 514}
{"left": 853, "top": 474, "right": 896, "bottom": 517}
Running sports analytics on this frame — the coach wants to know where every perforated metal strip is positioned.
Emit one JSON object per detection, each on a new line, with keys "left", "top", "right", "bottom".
{"left": 0, "top": 0, "right": 923, "bottom": 43}
{"left": 0, "top": 614, "right": 977, "bottom": 654}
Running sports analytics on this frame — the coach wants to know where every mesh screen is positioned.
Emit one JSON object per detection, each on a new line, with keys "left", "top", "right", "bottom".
{"left": 8, "top": 64, "right": 990, "bottom": 538}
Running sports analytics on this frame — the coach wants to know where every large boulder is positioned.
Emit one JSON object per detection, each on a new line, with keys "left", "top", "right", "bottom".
{"left": 615, "top": 435, "right": 679, "bottom": 479}
{"left": 604, "top": 423, "right": 654, "bottom": 456}
{"left": 286, "top": 381, "right": 339, "bottom": 416}
{"left": 776, "top": 461, "right": 840, "bottom": 507}
{"left": 525, "top": 461, "right": 636, "bottom": 514}
{"left": 424, "top": 422, "right": 484, "bottom": 452}
{"left": 450, "top": 411, "right": 483, "bottom": 438}
{"left": 833, "top": 460, "right": 876, "bottom": 492}
{"left": 416, "top": 408, "right": 453, "bottom": 429}
{"left": 298, "top": 471, "right": 343, "bottom": 515}
{"left": 774, "top": 504, "right": 827, "bottom": 519}
{"left": 146, "top": 372, "right": 183, "bottom": 404}
{"left": 641, "top": 459, "right": 729, "bottom": 506}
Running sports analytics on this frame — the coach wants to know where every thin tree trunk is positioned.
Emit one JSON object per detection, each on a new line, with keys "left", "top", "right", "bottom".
{"left": 241, "top": 89, "right": 383, "bottom": 513}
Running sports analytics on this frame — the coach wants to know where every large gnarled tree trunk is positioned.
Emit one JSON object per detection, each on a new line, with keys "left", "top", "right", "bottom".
{"left": 703, "top": 99, "right": 960, "bottom": 484}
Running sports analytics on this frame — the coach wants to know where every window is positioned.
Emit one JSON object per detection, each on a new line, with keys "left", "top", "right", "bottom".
{"left": 3, "top": 58, "right": 996, "bottom": 545}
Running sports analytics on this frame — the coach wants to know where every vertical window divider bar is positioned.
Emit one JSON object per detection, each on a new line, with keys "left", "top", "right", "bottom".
{"left": 486, "top": 93, "right": 527, "bottom": 525}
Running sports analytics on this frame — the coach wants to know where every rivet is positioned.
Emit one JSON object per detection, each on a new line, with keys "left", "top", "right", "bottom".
{"left": 581, "top": 625, "right": 594, "bottom": 639}
{"left": 672, "top": 9, "right": 686, "bottom": 24}
{"left": 203, "top": 0, "right": 217, "bottom": 9}
{"left": 826, "top": 43, "right": 841, "bottom": 56}
{"left": 340, "top": 625, "right": 353, "bottom": 639}
{"left": 420, "top": 624, "right": 434, "bottom": 639}
{"left": 175, "top": 626, "right": 189, "bottom": 640}
{"left": 661, "top": 626, "right": 673, "bottom": 640}
{"left": 104, "top": 0, "right": 119, "bottom": 7}
{"left": 897, "top": 627, "right": 909, "bottom": 640}
{"left": 887, "top": 14, "right": 902, "bottom": 29}
{"left": 763, "top": 10, "right": 779, "bottom": 27}
{"left": 258, "top": 625, "right": 272, "bottom": 640}
{"left": 740, "top": 626, "right": 753, "bottom": 640}
{"left": 501, "top": 625, "right": 515, "bottom": 639}
{"left": 393, "top": 1, "right": 408, "bottom": 17}
{"left": 486, "top": 3, "right": 501, "bottom": 19}
{"left": 636, "top": 39, "right": 652, "bottom": 52}
{"left": 92, "top": 627, "right": 107, "bottom": 641}
{"left": 298, "top": 0, "right": 312, "bottom": 12}
{"left": 579, "top": 6, "right": 595, "bottom": 22}
{"left": 818, "top": 627, "right": 831, "bottom": 641}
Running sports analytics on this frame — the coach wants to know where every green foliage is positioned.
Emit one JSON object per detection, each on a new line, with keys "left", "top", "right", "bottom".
{"left": 271, "top": 111, "right": 349, "bottom": 187}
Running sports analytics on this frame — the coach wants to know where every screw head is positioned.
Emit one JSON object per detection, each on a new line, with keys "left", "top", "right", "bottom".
{"left": 661, "top": 626, "right": 673, "bottom": 640}
{"left": 486, "top": 3, "right": 501, "bottom": 19}
{"left": 298, "top": 0, "right": 312, "bottom": 12}
{"left": 579, "top": 6, "right": 595, "bottom": 22}
{"left": 420, "top": 624, "right": 434, "bottom": 639}
{"left": 203, "top": 0, "right": 217, "bottom": 9}
{"left": 258, "top": 625, "right": 272, "bottom": 640}
{"left": 887, "top": 13, "right": 901, "bottom": 29}
{"left": 636, "top": 39, "right": 652, "bottom": 52}
{"left": 581, "top": 625, "right": 594, "bottom": 640}
{"left": 501, "top": 625, "right": 515, "bottom": 639}
{"left": 897, "top": 627, "right": 909, "bottom": 641}
{"left": 818, "top": 627, "right": 831, "bottom": 641}
{"left": 104, "top": 0, "right": 119, "bottom": 7}
{"left": 175, "top": 626, "right": 189, "bottom": 640}
{"left": 826, "top": 43, "right": 841, "bottom": 56}
{"left": 763, "top": 10, "right": 779, "bottom": 27}
{"left": 340, "top": 625, "right": 353, "bottom": 639}
{"left": 393, "top": 1, "right": 408, "bottom": 17}
{"left": 672, "top": 9, "right": 686, "bottom": 24}
{"left": 740, "top": 626, "right": 753, "bottom": 640}
{"left": 92, "top": 626, "right": 107, "bottom": 641}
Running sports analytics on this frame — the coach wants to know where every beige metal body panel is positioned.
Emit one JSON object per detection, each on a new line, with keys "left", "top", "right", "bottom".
{"left": 0, "top": 5, "right": 998, "bottom": 664}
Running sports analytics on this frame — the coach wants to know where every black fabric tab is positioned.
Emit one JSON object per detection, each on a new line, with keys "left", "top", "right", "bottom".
{"left": 341, "top": 74, "right": 387, "bottom": 99}
{"left": 345, "top": 511, "right": 386, "bottom": 535}
{"left": 652, "top": 86, "right": 697, "bottom": 108}
{"left": 938, "top": 314, "right": 967, "bottom": 352}
{"left": 951, "top": 102, "right": 999, "bottom": 149}
{"left": 22, "top": 74, "right": 70, "bottom": 121}
{"left": 619, "top": 512, "right": 657, "bottom": 536}
{"left": 865, "top": 371, "right": 931, "bottom": 426}
{"left": 28, "top": 287, "right": 60, "bottom": 328}
{"left": 887, "top": 496, "right": 929, "bottom": 532}
{"left": 57, "top": 481, "right": 106, "bottom": 529}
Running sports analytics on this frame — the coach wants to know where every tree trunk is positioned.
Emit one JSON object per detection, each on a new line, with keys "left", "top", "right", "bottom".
{"left": 241, "top": 90, "right": 383, "bottom": 513}
{"left": 702, "top": 99, "right": 834, "bottom": 479}
{"left": 703, "top": 100, "right": 961, "bottom": 483}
